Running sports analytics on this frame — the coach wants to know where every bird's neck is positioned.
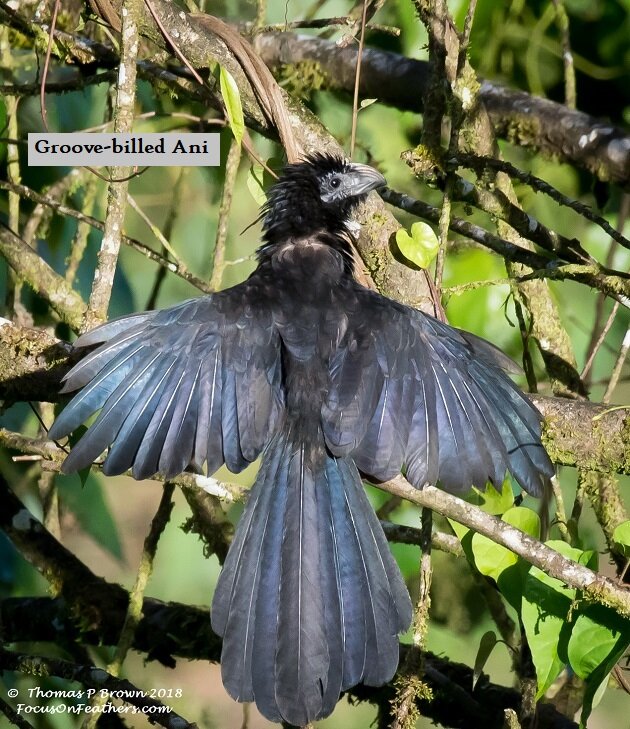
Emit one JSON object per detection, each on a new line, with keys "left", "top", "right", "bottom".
{"left": 257, "top": 227, "right": 356, "bottom": 276}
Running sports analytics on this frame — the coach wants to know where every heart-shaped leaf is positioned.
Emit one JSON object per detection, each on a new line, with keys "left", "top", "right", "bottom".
{"left": 395, "top": 222, "right": 440, "bottom": 269}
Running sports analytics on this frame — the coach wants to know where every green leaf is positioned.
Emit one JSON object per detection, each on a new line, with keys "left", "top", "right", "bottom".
{"left": 468, "top": 477, "right": 514, "bottom": 515}
{"left": 58, "top": 472, "right": 124, "bottom": 562}
{"left": 503, "top": 506, "right": 541, "bottom": 539}
{"left": 395, "top": 222, "right": 440, "bottom": 269}
{"left": 570, "top": 603, "right": 630, "bottom": 727}
{"left": 471, "top": 506, "right": 540, "bottom": 583}
{"left": 473, "top": 630, "right": 497, "bottom": 689}
{"left": 247, "top": 163, "right": 267, "bottom": 206}
{"left": 522, "top": 568, "right": 573, "bottom": 698}
{"left": 470, "top": 530, "right": 518, "bottom": 583}
{"left": 521, "top": 540, "right": 596, "bottom": 699}
{"left": 359, "top": 98, "right": 378, "bottom": 109}
{"left": 612, "top": 520, "right": 630, "bottom": 558}
{"left": 473, "top": 507, "right": 540, "bottom": 606}
{"left": 219, "top": 66, "right": 244, "bottom": 145}
{"left": 569, "top": 604, "right": 630, "bottom": 680}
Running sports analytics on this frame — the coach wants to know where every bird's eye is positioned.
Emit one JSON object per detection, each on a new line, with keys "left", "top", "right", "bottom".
{"left": 330, "top": 177, "right": 341, "bottom": 189}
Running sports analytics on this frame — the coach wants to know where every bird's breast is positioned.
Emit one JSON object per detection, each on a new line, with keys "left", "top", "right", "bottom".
{"left": 270, "top": 237, "right": 346, "bottom": 285}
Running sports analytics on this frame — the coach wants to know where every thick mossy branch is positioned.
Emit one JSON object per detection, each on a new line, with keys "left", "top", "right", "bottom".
{"left": 0, "top": 321, "right": 75, "bottom": 404}
{"left": 532, "top": 395, "right": 630, "bottom": 476}
{"left": 0, "top": 226, "right": 86, "bottom": 331}
{"left": 251, "top": 30, "right": 629, "bottom": 187}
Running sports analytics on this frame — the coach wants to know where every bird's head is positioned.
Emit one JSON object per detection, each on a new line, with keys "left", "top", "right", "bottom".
{"left": 260, "top": 153, "right": 386, "bottom": 247}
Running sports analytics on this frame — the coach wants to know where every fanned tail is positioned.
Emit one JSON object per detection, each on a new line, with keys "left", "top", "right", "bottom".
{"left": 211, "top": 427, "right": 412, "bottom": 726}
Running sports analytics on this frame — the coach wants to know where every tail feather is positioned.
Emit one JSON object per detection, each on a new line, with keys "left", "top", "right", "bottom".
{"left": 275, "top": 446, "right": 329, "bottom": 722}
{"left": 213, "top": 438, "right": 288, "bottom": 706}
{"left": 211, "top": 428, "right": 411, "bottom": 726}
{"left": 325, "top": 457, "right": 366, "bottom": 691}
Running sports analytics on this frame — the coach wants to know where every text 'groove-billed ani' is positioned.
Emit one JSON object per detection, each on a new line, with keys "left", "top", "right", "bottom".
{"left": 49, "top": 154, "right": 554, "bottom": 725}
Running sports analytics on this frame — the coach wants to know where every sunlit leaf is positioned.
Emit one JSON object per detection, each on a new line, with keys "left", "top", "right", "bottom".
{"left": 521, "top": 541, "right": 596, "bottom": 699}
{"left": 219, "top": 66, "right": 244, "bottom": 146}
{"left": 570, "top": 602, "right": 630, "bottom": 727}
{"left": 468, "top": 477, "right": 514, "bottom": 515}
{"left": 569, "top": 605, "right": 630, "bottom": 680}
{"left": 395, "top": 222, "right": 440, "bottom": 269}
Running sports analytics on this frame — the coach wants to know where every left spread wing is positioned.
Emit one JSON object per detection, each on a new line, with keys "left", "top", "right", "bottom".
{"left": 48, "top": 284, "right": 283, "bottom": 479}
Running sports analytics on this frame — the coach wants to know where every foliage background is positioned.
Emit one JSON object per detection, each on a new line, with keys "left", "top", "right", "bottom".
{"left": 1, "top": 0, "right": 629, "bottom": 727}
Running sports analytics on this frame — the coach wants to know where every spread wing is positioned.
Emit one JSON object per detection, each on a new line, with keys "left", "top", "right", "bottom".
{"left": 322, "top": 289, "right": 553, "bottom": 496}
{"left": 49, "top": 284, "right": 283, "bottom": 479}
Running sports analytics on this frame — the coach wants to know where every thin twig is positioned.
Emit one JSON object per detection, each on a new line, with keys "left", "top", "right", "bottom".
{"left": 145, "top": 169, "right": 187, "bottom": 310}
{"left": 0, "top": 70, "right": 116, "bottom": 97}
{"left": 127, "top": 194, "right": 189, "bottom": 271}
{"left": 0, "top": 180, "right": 213, "bottom": 294}
{"left": 349, "top": 0, "right": 369, "bottom": 158}
{"left": 83, "top": 0, "right": 140, "bottom": 331}
{"left": 66, "top": 176, "right": 99, "bottom": 286}
{"left": 552, "top": 0, "right": 576, "bottom": 109}
{"left": 581, "top": 301, "right": 620, "bottom": 379}
{"left": 210, "top": 138, "right": 242, "bottom": 290}
{"left": 456, "top": 154, "right": 630, "bottom": 251}
{"left": 39, "top": 0, "right": 60, "bottom": 131}
{"left": 550, "top": 475, "right": 571, "bottom": 542}
{"left": 602, "top": 328, "right": 630, "bottom": 404}
{"left": 390, "top": 507, "right": 433, "bottom": 729}
{"left": 582, "top": 194, "right": 630, "bottom": 380}
{"left": 83, "top": 482, "right": 175, "bottom": 726}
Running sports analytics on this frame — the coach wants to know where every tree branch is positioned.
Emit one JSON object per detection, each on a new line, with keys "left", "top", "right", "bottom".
{"left": 0, "top": 646, "right": 196, "bottom": 729}
{"left": 0, "top": 225, "right": 86, "bottom": 331}
{"left": 252, "top": 30, "right": 630, "bottom": 187}
{"left": 376, "top": 478, "right": 630, "bottom": 618}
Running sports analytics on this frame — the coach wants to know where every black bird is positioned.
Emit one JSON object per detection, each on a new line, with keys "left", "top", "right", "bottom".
{"left": 49, "top": 154, "right": 553, "bottom": 725}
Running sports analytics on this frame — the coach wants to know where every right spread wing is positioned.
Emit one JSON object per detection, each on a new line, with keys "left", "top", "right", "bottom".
{"left": 322, "top": 288, "right": 553, "bottom": 496}
{"left": 48, "top": 283, "right": 284, "bottom": 479}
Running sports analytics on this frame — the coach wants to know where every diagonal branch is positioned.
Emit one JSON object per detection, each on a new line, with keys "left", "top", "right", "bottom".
{"left": 376, "top": 478, "right": 630, "bottom": 618}
{"left": 0, "top": 224, "right": 86, "bottom": 331}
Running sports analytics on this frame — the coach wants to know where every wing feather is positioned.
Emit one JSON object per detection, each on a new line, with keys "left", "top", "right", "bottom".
{"left": 51, "top": 284, "right": 283, "bottom": 480}
{"left": 323, "top": 287, "right": 553, "bottom": 496}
